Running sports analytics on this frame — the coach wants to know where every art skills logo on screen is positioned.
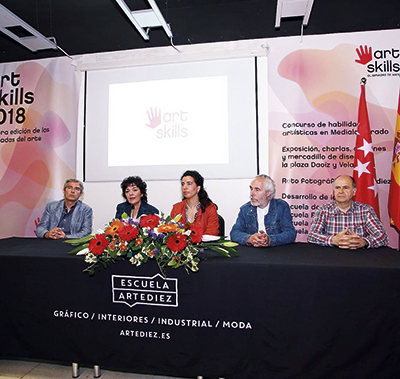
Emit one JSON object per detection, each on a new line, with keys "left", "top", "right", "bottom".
{"left": 145, "top": 106, "right": 188, "bottom": 139}
{"left": 355, "top": 45, "right": 400, "bottom": 77}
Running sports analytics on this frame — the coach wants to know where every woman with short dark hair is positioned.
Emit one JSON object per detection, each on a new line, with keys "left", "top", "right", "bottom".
{"left": 115, "top": 176, "right": 158, "bottom": 219}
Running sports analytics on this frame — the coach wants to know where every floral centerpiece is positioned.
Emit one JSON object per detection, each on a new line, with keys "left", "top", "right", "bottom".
{"left": 64, "top": 213, "right": 238, "bottom": 276}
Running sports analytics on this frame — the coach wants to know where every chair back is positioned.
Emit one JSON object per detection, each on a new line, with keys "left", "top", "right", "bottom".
{"left": 218, "top": 214, "right": 225, "bottom": 237}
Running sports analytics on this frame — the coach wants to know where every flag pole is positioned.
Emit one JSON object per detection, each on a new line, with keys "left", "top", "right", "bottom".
{"left": 388, "top": 83, "right": 400, "bottom": 250}
{"left": 353, "top": 77, "right": 380, "bottom": 218}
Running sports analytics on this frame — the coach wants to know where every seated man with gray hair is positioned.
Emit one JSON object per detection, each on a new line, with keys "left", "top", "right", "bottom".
{"left": 35, "top": 178, "right": 93, "bottom": 239}
{"left": 230, "top": 174, "right": 297, "bottom": 247}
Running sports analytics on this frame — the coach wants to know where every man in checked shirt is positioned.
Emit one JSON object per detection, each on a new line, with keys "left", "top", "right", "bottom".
{"left": 308, "top": 175, "right": 388, "bottom": 249}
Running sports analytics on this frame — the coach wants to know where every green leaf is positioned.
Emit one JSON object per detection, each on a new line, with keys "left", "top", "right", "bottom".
{"left": 161, "top": 245, "right": 169, "bottom": 254}
{"left": 120, "top": 212, "right": 129, "bottom": 220}
{"left": 109, "top": 250, "right": 119, "bottom": 259}
{"left": 67, "top": 243, "right": 89, "bottom": 255}
{"left": 167, "top": 260, "right": 177, "bottom": 267}
{"left": 64, "top": 234, "right": 94, "bottom": 245}
{"left": 223, "top": 241, "right": 239, "bottom": 247}
{"left": 228, "top": 249, "right": 238, "bottom": 256}
{"left": 173, "top": 214, "right": 182, "bottom": 223}
{"left": 227, "top": 247, "right": 240, "bottom": 256}
{"left": 206, "top": 245, "right": 231, "bottom": 257}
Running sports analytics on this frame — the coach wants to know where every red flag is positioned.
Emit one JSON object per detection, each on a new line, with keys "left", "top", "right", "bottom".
{"left": 352, "top": 81, "right": 380, "bottom": 217}
{"left": 388, "top": 89, "right": 400, "bottom": 230}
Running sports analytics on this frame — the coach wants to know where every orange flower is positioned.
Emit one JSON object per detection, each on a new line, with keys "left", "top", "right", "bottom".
{"left": 157, "top": 224, "right": 178, "bottom": 234}
{"left": 136, "top": 237, "right": 143, "bottom": 246}
{"left": 105, "top": 220, "right": 124, "bottom": 235}
{"left": 109, "top": 239, "right": 117, "bottom": 251}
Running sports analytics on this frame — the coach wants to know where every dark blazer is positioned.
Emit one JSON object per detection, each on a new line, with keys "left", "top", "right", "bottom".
{"left": 115, "top": 201, "right": 159, "bottom": 219}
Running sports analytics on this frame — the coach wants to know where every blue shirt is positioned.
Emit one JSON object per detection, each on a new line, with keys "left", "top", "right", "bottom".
{"left": 57, "top": 203, "right": 76, "bottom": 235}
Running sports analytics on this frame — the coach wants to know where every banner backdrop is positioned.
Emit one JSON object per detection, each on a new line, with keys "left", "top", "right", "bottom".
{"left": 0, "top": 57, "right": 82, "bottom": 238}
{"left": 267, "top": 29, "right": 400, "bottom": 248}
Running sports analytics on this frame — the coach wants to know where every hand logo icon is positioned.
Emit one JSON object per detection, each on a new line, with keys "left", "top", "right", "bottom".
{"left": 146, "top": 107, "right": 161, "bottom": 129}
{"left": 355, "top": 45, "right": 372, "bottom": 65}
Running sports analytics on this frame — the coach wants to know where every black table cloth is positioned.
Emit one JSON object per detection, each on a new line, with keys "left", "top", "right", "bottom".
{"left": 1, "top": 237, "right": 400, "bottom": 379}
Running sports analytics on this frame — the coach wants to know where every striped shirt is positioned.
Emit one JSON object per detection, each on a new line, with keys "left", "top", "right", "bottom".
{"left": 308, "top": 201, "right": 388, "bottom": 248}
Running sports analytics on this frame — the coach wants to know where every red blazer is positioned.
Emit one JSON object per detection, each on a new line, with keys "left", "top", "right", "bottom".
{"left": 170, "top": 200, "right": 219, "bottom": 236}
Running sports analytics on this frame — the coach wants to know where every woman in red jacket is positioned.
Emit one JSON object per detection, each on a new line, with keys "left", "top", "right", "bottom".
{"left": 170, "top": 170, "right": 219, "bottom": 236}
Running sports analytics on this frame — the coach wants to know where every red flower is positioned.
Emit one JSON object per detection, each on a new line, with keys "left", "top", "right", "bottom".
{"left": 118, "top": 225, "right": 139, "bottom": 242}
{"left": 167, "top": 233, "right": 188, "bottom": 252}
{"left": 89, "top": 234, "right": 109, "bottom": 255}
{"left": 189, "top": 224, "right": 203, "bottom": 243}
{"left": 140, "top": 214, "right": 161, "bottom": 229}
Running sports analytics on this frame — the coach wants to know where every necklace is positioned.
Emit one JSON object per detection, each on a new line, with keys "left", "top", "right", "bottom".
{"left": 187, "top": 202, "right": 200, "bottom": 210}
